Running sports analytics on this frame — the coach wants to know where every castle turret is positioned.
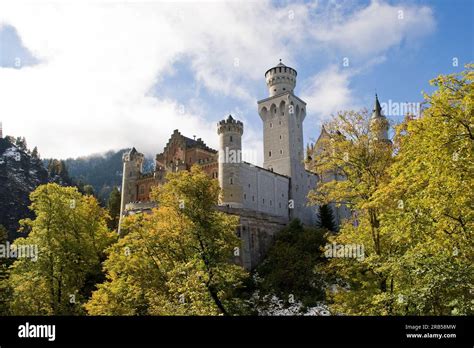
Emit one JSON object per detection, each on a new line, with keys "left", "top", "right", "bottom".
{"left": 265, "top": 60, "right": 297, "bottom": 97}
{"left": 217, "top": 115, "right": 243, "bottom": 208}
{"left": 369, "top": 94, "right": 390, "bottom": 142}
{"left": 120, "top": 147, "right": 144, "bottom": 216}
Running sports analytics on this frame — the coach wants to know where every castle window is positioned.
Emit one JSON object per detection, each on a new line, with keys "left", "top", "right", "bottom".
{"left": 262, "top": 198, "right": 265, "bottom": 204}
{"left": 279, "top": 121, "right": 281, "bottom": 125}
{"left": 248, "top": 184, "right": 251, "bottom": 188}
{"left": 244, "top": 193, "right": 247, "bottom": 200}
{"left": 270, "top": 123, "right": 273, "bottom": 128}
{"left": 230, "top": 178, "right": 233, "bottom": 185}
{"left": 280, "top": 149, "right": 283, "bottom": 155}
{"left": 270, "top": 200, "right": 272, "bottom": 206}
{"left": 279, "top": 202, "right": 282, "bottom": 208}
{"left": 230, "top": 135, "right": 233, "bottom": 142}
{"left": 252, "top": 196, "right": 255, "bottom": 202}
{"left": 283, "top": 88, "right": 286, "bottom": 91}
{"left": 268, "top": 151, "right": 272, "bottom": 157}
{"left": 279, "top": 134, "right": 282, "bottom": 139}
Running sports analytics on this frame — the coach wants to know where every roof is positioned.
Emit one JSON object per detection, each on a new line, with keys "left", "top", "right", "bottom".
{"left": 372, "top": 94, "right": 383, "bottom": 119}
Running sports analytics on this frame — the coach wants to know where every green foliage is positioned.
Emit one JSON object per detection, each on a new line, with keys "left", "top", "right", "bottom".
{"left": 311, "top": 65, "right": 473, "bottom": 315}
{"left": 0, "top": 225, "right": 12, "bottom": 315}
{"left": 85, "top": 166, "right": 249, "bottom": 315}
{"left": 255, "top": 219, "right": 327, "bottom": 308}
{"left": 7, "top": 184, "right": 116, "bottom": 315}
{"left": 106, "top": 187, "right": 121, "bottom": 231}
{"left": 319, "top": 205, "right": 337, "bottom": 232}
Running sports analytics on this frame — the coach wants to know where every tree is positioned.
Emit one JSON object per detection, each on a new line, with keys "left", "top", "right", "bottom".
{"left": 106, "top": 187, "right": 121, "bottom": 231}
{"left": 318, "top": 205, "right": 337, "bottom": 232}
{"left": 310, "top": 65, "right": 473, "bottom": 315}
{"left": 85, "top": 166, "right": 249, "bottom": 315}
{"left": 31, "top": 146, "right": 40, "bottom": 160}
{"left": 371, "top": 65, "right": 473, "bottom": 315}
{"left": 308, "top": 108, "right": 394, "bottom": 310}
{"left": 8, "top": 184, "right": 116, "bottom": 315}
{"left": 0, "top": 224, "right": 12, "bottom": 315}
{"left": 254, "top": 219, "right": 327, "bottom": 310}
{"left": 82, "top": 185, "right": 95, "bottom": 197}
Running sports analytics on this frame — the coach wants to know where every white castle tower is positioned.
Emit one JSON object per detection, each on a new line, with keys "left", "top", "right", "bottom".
{"left": 217, "top": 115, "right": 244, "bottom": 208}
{"left": 258, "top": 61, "right": 315, "bottom": 223}
{"left": 120, "top": 147, "right": 144, "bottom": 216}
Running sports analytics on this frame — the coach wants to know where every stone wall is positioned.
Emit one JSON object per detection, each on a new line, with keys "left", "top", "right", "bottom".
{"left": 217, "top": 206, "right": 288, "bottom": 270}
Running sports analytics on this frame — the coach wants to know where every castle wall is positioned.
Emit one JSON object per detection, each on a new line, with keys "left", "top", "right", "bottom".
{"left": 239, "top": 162, "right": 289, "bottom": 219}
{"left": 217, "top": 206, "right": 288, "bottom": 270}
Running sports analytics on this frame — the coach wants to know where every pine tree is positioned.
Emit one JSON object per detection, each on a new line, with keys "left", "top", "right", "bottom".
{"left": 106, "top": 187, "right": 121, "bottom": 231}
{"left": 319, "top": 204, "right": 337, "bottom": 232}
{"left": 31, "top": 146, "right": 40, "bottom": 159}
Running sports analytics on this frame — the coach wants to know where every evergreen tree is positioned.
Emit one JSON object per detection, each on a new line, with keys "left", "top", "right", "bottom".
{"left": 31, "top": 146, "right": 40, "bottom": 159}
{"left": 319, "top": 205, "right": 337, "bottom": 232}
{"left": 255, "top": 219, "right": 327, "bottom": 309}
{"left": 106, "top": 187, "right": 121, "bottom": 231}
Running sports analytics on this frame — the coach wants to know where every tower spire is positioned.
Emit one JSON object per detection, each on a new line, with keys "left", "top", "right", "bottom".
{"left": 372, "top": 93, "right": 382, "bottom": 118}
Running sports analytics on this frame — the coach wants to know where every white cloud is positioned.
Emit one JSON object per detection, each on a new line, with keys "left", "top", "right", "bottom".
{"left": 311, "top": 0, "right": 436, "bottom": 57}
{"left": 301, "top": 65, "right": 356, "bottom": 122}
{"left": 0, "top": 0, "right": 435, "bottom": 161}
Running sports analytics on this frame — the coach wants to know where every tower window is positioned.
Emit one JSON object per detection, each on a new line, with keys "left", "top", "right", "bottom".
{"left": 279, "top": 134, "right": 282, "bottom": 139}
{"left": 269, "top": 151, "right": 272, "bottom": 157}
{"left": 279, "top": 121, "right": 282, "bottom": 125}
{"left": 252, "top": 196, "right": 255, "bottom": 202}
{"left": 280, "top": 149, "right": 283, "bottom": 155}
{"left": 270, "top": 200, "right": 272, "bottom": 206}
{"left": 262, "top": 198, "right": 265, "bottom": 204}
{"left": 230, "top": 178, "right": 233, "bottom": 185}
{"left": 230, "top": 135, "right": 233, "bottom": 142}
{"left": 244, "top": 193, "right": 247, "bottom": 200}
{"left": 270, "top": 123, "right": 273, "bottom": 128}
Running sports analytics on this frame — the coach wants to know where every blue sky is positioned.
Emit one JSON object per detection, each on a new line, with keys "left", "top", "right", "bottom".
{"left": 0, "top": 0, "right": 472, "bottom": 161}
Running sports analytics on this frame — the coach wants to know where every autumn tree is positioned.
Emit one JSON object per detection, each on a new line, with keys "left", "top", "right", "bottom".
{"left": 371, "top": 65, "right": 473, "bottom": 315}
{"left": 85, "top": 166, "right": 249, "bottom": 316}
{"left": 8, "top": 183, "right": 116, "bottom": 315}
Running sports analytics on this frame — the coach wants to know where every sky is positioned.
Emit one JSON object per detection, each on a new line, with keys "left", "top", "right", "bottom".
{"left": 0, "top": 0, "right": 473, "bottom": 163}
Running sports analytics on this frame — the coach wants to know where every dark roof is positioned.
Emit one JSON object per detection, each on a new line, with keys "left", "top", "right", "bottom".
{"left": 372, "top": 94, "right": 383, "bottom": 118}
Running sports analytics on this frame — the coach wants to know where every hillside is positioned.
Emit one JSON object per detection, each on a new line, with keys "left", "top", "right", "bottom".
{"left": 0, "top": 137, "right": 48, "bottom": 240}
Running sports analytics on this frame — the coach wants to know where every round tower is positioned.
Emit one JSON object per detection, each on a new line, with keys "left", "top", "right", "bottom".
{"left": 265, "top": 60, "right": 297, "bottom": 97}
{"left": 120, "top": 147, "right": 144, "bottom": 216}
{"left": 217, "top": 115, "right": 244, "bottom": 208}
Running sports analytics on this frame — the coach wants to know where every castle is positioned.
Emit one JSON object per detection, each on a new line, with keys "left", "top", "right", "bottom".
{"left": 119, "top": 62, "right": 388, "bottom": 269}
